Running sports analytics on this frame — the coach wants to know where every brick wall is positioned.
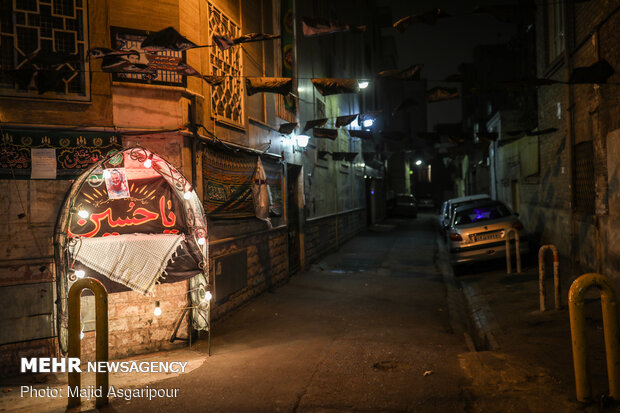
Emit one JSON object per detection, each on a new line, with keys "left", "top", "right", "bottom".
{"left": 209, "top": 227, "right": 288, "bottom": 322}
{"left": 304, "top": 208, "right": 366, "bottom": 265}
{"left": 524, "top": 1, "right": 620, "bottom": 280}
{"left": 81, "top": 282, "right": 189, "bottom": 362}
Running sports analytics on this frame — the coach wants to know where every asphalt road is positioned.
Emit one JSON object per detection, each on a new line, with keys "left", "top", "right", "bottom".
{"left": 109, "top": 214, "right": 474, "bottom": 412}
{"left": 4, "top": 214, "right": 589, "bottom": 412}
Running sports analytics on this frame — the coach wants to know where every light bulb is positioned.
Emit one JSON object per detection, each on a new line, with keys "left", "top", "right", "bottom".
{"left": 154, "top": 302, "right": 162, "bottom": 317}
{"left": 77, "top": 210, "right": 89, "bottom": 219}
{"left": 358, "top": 81, "right": 369, "bottom": 89}
{"left": 204, "top": 291, "right": 212, "bottom": 301}
{"left": 144, "top": 159, "right": 152, "bottom": 168}
{"left": 415, "top": 159, "right": 423, "bottom": 166}
{"left": 363, "top": 119, "right": 374, "bottom": 128}
{"left": 197, "top": 237, "right": 206, "bottom": 245}
{"left": 75, "top": 270, "right": 85, "bottom": 279}
{"left": 183, "top": 191, "right": 191, "bottom": 200}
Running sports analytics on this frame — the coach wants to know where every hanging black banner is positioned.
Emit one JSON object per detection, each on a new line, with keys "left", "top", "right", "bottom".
{"left": 0, "top": 129, "right": 121, "bottom": 179}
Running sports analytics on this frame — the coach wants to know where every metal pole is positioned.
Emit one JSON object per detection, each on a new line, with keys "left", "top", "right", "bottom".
{"left": 539, "top": 245, "right": 561, "bottom": 311}
{"left": 539, "top": 246, "right": 548, "bottom": 312}
{"left": 67, "top": 278, "right": 109, "bottom": 408}
{"left": 569, "top": 273, "right": 620, "bottom": 402}
{"left": 505, "top": 228, "right": 521, "bottom": 274}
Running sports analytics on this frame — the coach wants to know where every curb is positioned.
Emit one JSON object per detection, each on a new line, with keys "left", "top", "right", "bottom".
{"left": 435, "top": 237, "right": 501, "bottom": 351}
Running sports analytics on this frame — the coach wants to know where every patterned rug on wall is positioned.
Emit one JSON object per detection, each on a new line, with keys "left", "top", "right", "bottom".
{"left": 203, "top": 146, "right": 257, "bottom": 219}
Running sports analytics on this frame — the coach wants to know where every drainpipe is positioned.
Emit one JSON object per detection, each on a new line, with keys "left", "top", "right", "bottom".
{"left": 563, "top": 3, "right": 577, "bottom": 278}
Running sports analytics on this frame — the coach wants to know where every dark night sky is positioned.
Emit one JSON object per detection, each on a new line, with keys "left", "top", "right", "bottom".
{"left": 384, "top": 0, "right": 518, "bottom": 130}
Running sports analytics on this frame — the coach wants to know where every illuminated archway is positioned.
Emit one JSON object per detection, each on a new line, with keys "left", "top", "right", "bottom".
{"left": 54, "top": 146, "right": 208, "bottom": 354}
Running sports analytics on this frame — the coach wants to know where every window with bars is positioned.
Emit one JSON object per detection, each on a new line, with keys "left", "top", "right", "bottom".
{"left": 0, "top": 0, "right": 89, "bottom": 100}
{"left": 574, "top": 141, "right": 595, "bottom": 215}
{"left": 208, "top": 3, "right": 243, "bottom": 126}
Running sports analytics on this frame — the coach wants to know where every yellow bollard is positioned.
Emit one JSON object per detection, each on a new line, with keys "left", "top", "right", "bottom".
{"left": 504, "top": 228, "right": 521, "bottom": 274}
{"left": 67, "top": 278, "right": 109, "bottom": 408}
{"left": 569, "top": 273, "right": 620, "bottom": 402}
{"left": 538, "top": 245, "right": 561, "bottom": 311}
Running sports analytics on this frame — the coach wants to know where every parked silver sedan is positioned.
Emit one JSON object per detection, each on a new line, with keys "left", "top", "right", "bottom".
{"left": 447, "top": 199, "right": 529, "bottom": 267}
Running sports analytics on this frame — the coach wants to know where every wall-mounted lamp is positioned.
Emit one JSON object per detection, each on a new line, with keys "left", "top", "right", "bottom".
{"left": 154, "top": 301, "right": 162, "bottom": 317}
{"left": 293, "top": 134, "right": 310, "bottom": 153}
{"left": 362, "top": 119, "right": 374, "bottom": 128}
{"left": 296, "top": 134, "right": 310, "bottom": 148}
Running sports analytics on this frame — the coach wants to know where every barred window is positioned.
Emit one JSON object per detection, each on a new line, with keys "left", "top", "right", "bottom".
{"left": 208, "top": 3, "right": 243, "bottom": 126}
{"left": 0, "top": 0, "right": 90, "bottom": 100}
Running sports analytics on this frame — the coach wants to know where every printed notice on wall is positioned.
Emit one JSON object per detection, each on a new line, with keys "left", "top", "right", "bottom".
{"left": 30, "top": 148, "right": 57, "bottom": 179}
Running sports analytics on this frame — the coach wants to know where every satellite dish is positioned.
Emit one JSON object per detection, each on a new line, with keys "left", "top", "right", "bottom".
{"left": 189, "top": 272, "right": 210, "bottom": 331}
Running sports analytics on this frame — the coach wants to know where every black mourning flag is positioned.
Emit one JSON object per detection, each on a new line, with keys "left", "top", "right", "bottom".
{"left": 171, "top": 62, "right": 225, "bottom": 85}
{"left": 88, "top": 48, "right": 136, "bottom": 59}
{"left": 313, "top": 128, "right": 338, "bottom": 140}
{"left": 235, "top": 32, "right": 280, "bottom": 45}
{"left": 312, "top": 78, "right": 359, "bottom": 95}
{"left": 394, "top": 9, "right": 451, "bottom": 32}
{"left": 301, "top": 17, "right": 366, "bottom": 37}
{"left": 427, "top": 86, "right": 459, "bottom": 102}
{"left": 278, "top": 122, "right": 298, "bottom": 134}
{"left": 213, "top": 33, "right": 280, "bottom": 51}
{"left": 569, "top": 60, "right": 615, "bottom": 84}
{"left": 245, "top": 77, "right": 293, "bottom": 96}
{"left": 101, "top": 56, "right": 157, "bottom": 79}
{"left": 303, "top": 118, "right": 328, "bottom": 132}
{"left": 378, "top": 64, "right": 423, "bottom": 80}
{"left": 336, "top": 114, "right": 358, "bottom": 127}
{"left": 348, "top": 130, "right": 373, "bottom": 140}
{"left": 141, "top": 27, "right": 199, "bottom": 52}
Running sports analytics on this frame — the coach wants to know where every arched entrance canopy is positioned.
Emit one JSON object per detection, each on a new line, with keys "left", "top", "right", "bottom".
{"left": 54, "top": 146, "right": 209, "bottom": 353}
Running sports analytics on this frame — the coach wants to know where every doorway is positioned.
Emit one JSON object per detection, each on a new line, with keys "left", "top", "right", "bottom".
{"left": 287, "top": 164, "right": 302, "bottom": 274}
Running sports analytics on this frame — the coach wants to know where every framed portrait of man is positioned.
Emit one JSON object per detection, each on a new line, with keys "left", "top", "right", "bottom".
{"left": 105, "top": 168, "right": 131, "bottom": 199}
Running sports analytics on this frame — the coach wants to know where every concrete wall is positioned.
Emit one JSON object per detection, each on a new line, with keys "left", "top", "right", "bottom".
{"left": 304, "top": 209, "right": 366, "bottom": 265}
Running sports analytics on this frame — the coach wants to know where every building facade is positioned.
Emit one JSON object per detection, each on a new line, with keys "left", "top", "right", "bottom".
{"left": 0, "top": 0, "right": 371, "bottom": 376}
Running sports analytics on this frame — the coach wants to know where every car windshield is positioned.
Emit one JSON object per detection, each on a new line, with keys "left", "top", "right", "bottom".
{"left": 454, "top": 203, "right": 512, "bottom": 225}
